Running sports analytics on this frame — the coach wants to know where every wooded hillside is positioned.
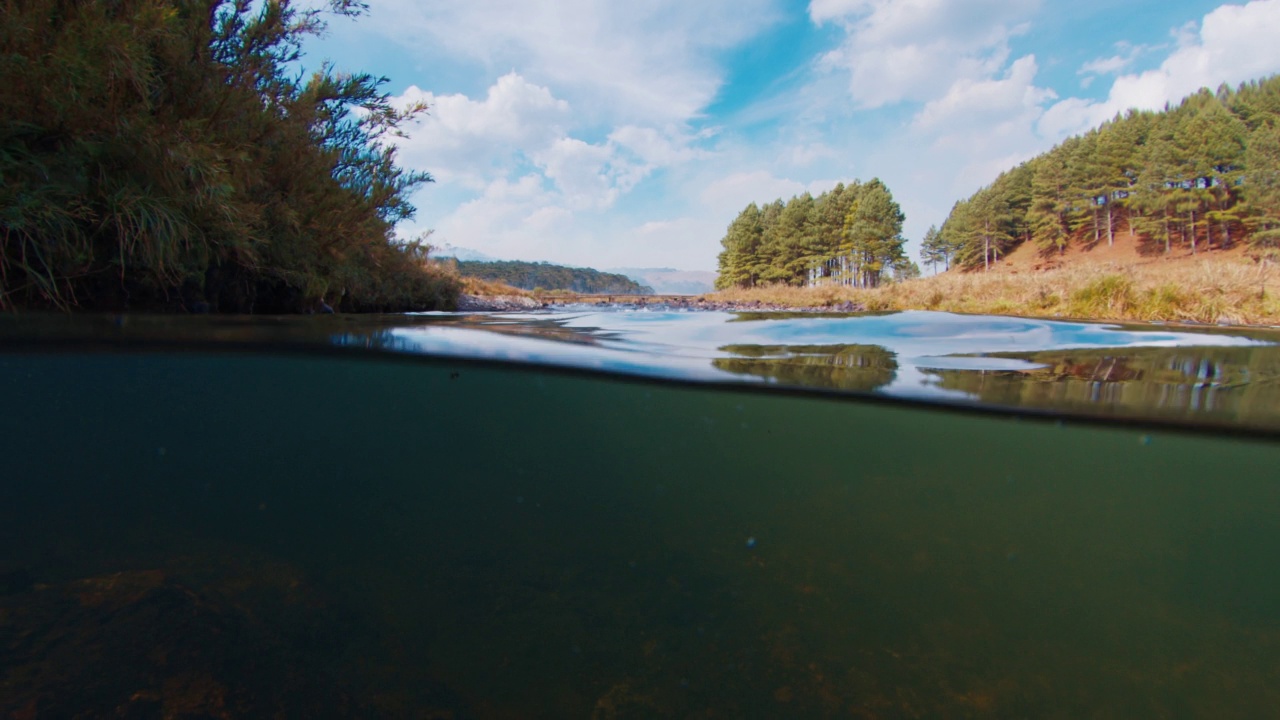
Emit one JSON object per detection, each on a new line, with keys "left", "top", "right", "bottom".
{"left": 455, "top": 260, "right": 653, "bottom": 294}
{"left": 922, "top": 76, "right": 1280, "bottom": 273}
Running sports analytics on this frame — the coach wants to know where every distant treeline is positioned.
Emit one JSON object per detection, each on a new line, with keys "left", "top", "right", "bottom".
{"left": 0, "top": 0, "right": 458, "bottom": 312}
{"left": 716, "top": 179, "right": 919, "bottom": 290}
{"left": 455, "top": 261, "right": 653, "bottom": 294}
{"left": 923, "top": 76, "right": 1280, "bottom": 272}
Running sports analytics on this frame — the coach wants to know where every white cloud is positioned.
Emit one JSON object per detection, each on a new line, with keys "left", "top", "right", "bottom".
{"left": 390, "top": 73, "right": 570, "bottom": 187}
{"left": 1041, "top": 0, "right": 1280, "bottom": 139}
{"left": 781, "top": 143, "right": 838, "bottom": 167}
{"left": 533, "top": 138, "right": 620, "bottom": 209}
{"left": 915, "top": 55, "right": 1054, "bottom": 130}
{"left": 700, "top": 171, "right": 808, "bottom": 215}
{"left": 389, "top": 72, "right": 718, "bottom": 258}
{"left": 367, "top": 0, "right": 779, "bottom": 125}
{"left": 1078, "top": 42, "right": 1149, "bottom": 77}
{"left": 811, "top": 0, "right": 1039, "bottom": 108}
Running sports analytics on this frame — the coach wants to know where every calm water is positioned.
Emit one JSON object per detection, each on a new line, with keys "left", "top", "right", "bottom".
{"left": 3, "top": 309, "right": 1280, "bottom": 717}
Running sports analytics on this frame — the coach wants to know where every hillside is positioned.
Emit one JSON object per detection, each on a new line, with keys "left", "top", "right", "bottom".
{"left": 984, "top": 215, "right": 1250, "bottom": 274}
{"left": 925, "top": 75, "right": 1280, "bottom": 274}
{"left": 454, "top": 260, "right": 653, "bottom": 294}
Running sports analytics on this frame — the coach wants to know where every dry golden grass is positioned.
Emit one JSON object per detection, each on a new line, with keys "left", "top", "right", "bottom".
{"left": 459, "top": 276, "right": 533, "bottom": 297}
{"left": 705, "top": 258, "right": 1280, "bottom": 326}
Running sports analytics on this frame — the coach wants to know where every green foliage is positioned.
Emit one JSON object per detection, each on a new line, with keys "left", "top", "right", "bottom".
{"left": 454, "top": 260, "right": 652, "bottom": 294}
{"left": 843, "top": 179, "right": 906, "bottom": 288}
{"left": 1029, "top": 151, "right": 1073, "bottom": 256}
{"left": 714, "top": 180, "right": 903, "bottom": 289}
{"left": 0, "top": 0, "right": 457, "bottom": 312}
{"left": 940, "top": 74, "right": 1280, "bottom": 268}
{"left": 1246, "top": 121, "right": 1280, "bottom": 256}
{"left": 919, "top": 225, "right": 949, "bottom": 272}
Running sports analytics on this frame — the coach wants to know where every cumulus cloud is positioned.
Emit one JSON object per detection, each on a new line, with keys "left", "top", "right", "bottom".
{"left": 533, "top": 138, "right": 620, "bottom": 209}
{"left": 810, "top": 0, "right": 1039, "bottom": 108}
{"left": 915, "top": 55, "right": 1054, "bottom": 130}
{"left": 389, "top": 72, "right": 716, "bottom": 241}
{"left": 1041, "top": 0, "right": 1280, "bottom": 139}
{"left": 389, "top": 73, "right": 570, "bottom": 187}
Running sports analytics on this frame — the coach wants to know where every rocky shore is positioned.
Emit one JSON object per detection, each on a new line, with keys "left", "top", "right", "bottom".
{"left": 455, "top": 294, "right": 866, "bottom": 313}
{"left": 454, "top": 294, "right": 545, "bottom": 311}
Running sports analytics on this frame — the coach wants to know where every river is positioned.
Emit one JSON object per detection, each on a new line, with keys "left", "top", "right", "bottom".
{"left": 2, "top": 309, "right": 1279, "bottom": 717}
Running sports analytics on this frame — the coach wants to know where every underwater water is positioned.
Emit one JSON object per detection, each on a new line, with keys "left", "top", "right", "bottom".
{"left": 3, "top": 309, "right": 1280, "bottom": 717}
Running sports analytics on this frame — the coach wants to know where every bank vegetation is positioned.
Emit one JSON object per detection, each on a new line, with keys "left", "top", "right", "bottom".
{"left": 0, "top": 0, "right": 458, "bottom": 312}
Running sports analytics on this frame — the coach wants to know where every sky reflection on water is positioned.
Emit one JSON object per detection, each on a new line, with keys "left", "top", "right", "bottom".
{"left": 393, "top": 310, "right": 1262, "bottom": 384}
{"left": 384, "top": 309, "right": 1280, "bottom": 427}
{"left": 2, "top": 307, "right": 1274, "bottom": 428}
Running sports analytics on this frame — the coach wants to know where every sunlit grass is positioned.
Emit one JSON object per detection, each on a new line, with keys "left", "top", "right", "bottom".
{"left": 704, "top": 258, "right": 1280, "bottom": 325}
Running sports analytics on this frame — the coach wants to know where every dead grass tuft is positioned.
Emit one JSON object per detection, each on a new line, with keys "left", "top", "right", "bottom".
{"left": 703, "top": 258, "right": 1280, "bottom": 326}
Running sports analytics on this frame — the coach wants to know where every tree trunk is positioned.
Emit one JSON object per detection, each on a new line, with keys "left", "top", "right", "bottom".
{"left": 1106, "top": 200, "right": 1114, "bottom": 247}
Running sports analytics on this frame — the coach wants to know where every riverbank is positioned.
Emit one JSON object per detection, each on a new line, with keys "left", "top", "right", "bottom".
{"left": 457, "top": 291, "right": 867, "bottom": 313}
{"left": 708, "top": 256, "right": 1280, "bottom": 326}
{"left": 457, "top": 253, "right": 1280, "bottom": 325}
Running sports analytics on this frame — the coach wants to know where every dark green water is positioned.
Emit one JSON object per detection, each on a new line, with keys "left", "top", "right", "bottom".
{"left": 3, "top": 343, "right": 1280, "bottom": 718}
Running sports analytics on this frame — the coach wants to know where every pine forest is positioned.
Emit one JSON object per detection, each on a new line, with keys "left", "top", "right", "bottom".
{"left": 922, "top": 76, "right": 1280, "bottom": 273}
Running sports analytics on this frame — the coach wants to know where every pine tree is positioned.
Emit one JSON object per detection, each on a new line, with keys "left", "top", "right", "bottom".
{"left": 715, "top": 203, "right": 764, "bottom": 289}
{"left": 1096, "top": 111, "right": 1147, "bottom": 245}
{"left": 1245, "top": 121, "right": 1280, "bottom": 257}
{"left": 920, "top": 225, "right": 948, "bottom": 273}
{"left": 843, "top": 179, "right": 905, "bottom": 288}
{"left": 1190, "top": 100, "right": 1249, "bottom": 248}
{"left": 1028, "top": 152, "right": 1072, "bottom": 256}
{"left": 1068, "top": 132, "right": 1106, "bottom": 245}
{"left": 1131, "top": 115, "right": 1181, "bottom": 254}
{"left": 969, "top": 189, "right": 1015, "bottom": 269}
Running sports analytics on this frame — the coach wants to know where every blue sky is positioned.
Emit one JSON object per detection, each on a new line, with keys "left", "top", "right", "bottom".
{"left": 306, "top": 0, "right": 1280, "bottom": 271}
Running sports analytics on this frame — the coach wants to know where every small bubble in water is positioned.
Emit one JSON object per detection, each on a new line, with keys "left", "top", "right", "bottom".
{"left": 746, "top": 537, "right": 757, "bottom": 549}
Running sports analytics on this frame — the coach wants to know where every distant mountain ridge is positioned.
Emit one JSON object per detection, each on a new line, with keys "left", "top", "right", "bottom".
{"left": 609, "top": 268, "right": 716, "bottom": 295}
{"left": 430, "top": 243, "right": 497, "bottom": 262}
